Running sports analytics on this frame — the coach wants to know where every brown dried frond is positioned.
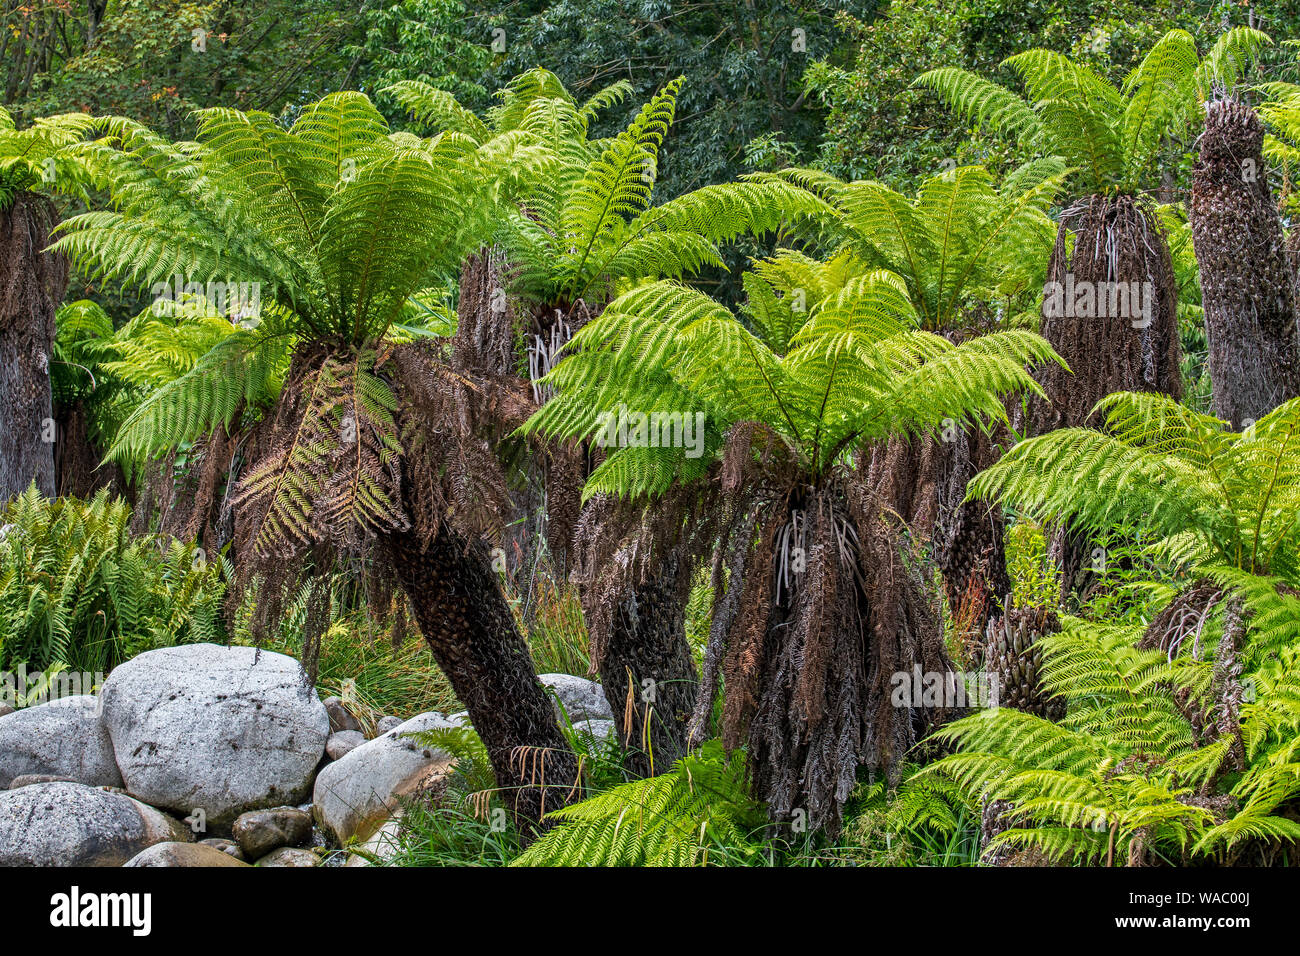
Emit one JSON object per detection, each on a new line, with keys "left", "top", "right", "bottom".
{"left": 720, "top": 504, "right": 781, "bottom": 752}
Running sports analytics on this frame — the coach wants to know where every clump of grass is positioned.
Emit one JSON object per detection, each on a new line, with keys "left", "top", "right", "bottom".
{"left": 514, "top": 574, "right": 590, "bottom": 676}
{"left": 235, "top": 586, "right": 458, "bottom": 721}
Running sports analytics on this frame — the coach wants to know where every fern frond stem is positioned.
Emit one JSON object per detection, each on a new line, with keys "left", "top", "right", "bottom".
{"left": 1253, "top": 414, "right": 1300, "bottom": 573}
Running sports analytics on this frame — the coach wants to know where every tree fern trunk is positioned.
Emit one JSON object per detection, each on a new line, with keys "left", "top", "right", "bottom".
{"left": 387, "top": 525, "right": 578, "bottom": 832}
{"left": 1031, "top": 194, "right": 1182, "bottom": 434}
{"left": 933, "top": 422, "right": 1011, "bottom": 654}
{"left": 1191, "top": 97, "right": 1300, "bottom": 429}
{"left": 0, "top": 192, "right": 65, "bottom": 500}
{"left": 598, "top": 554, "right": 698, "bottom": 777}
{"left": 1032, "top": 195, "right": 1182, "bottom": 600}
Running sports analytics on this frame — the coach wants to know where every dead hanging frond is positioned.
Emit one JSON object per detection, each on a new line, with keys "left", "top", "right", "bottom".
{"left": 1140, "top": 580, "right": 1224, "bottom": 659}
{"left": 233, "top": 342, "right": 405, "bottom": 564}
{"left": 387, "top": 340, "right": 518, "bottom": 545}
{"left": 721, "top": 504, "right": 782, "bottom": 753}
{"left": 688, "top": 507, "right": 758, "bottom": 748}
{"left": 745, "top": 488, "right": 868, "bottom": 835}
{"left": 847, "top": 477, "right": 959, "bottom": 786}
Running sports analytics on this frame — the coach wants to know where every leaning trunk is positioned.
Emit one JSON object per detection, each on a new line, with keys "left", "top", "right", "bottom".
{"left": 0, "top": 192, "right": 66, "bottom": 500}
{"left": 598, "top": 553, "right": 698, "bottom": 777}
{"left": 1191, "top": 97, "right": 1300, "bottom": 429}
{"left": 388, "top": 525, "right": 578, "bottom": 831}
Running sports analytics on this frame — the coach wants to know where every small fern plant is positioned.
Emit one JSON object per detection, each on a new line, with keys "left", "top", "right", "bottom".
{"left": 514, "top": 740, "right": 767, "bottom": 866}
{"left": 0, "top": 487, "right": 228, "bottom": 674}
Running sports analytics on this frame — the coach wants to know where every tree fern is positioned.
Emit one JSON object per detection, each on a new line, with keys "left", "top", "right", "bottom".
{"left": 916, "top": 27, "right": 1270, "bottom": 196}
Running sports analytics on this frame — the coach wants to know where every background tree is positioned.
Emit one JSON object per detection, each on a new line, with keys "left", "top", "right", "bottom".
{"left": 0, "top": 106, "right": 92, "bottom": 500}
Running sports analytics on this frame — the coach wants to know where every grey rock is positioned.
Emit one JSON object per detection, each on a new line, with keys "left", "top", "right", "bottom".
{"left": 326, "top": 730, "right": 365, "bottom": 761}
{"left": 255, "top": 846, "right": 317, "bottom": 867}
{"left": 9, "top": 774, "right": 74, "bottom": 789}
{"left": 200, "top": 837, "right": 246, "bottom": 861}
{"left": 374, "top": 715, "right": 403, "bottom": 735}
{"left": 572, "top": 718, "right": 617, "bottom": 742}
{"left": 313, "top": 712, "right": 455, "bottom": 845}
{"left": 322, "top": 696, "right": 363, "bottom": 734}
{"left": 232, "top": 806, "right": 312, "bottom": 859}
{"left": 0, "top": 696, "right": 122, "bottom": 789}
{"left": 539, "top": 673, "right": 613, "bottom": 723}
{"left": 100, "top": 644, "right": 329, "bottom": 824}
{"left": 343, "top": 817, "right": 404, "bottom": 867}
{"left": 0, "top": 703, "right": 13, "bottom": 718}
{"left": 124, "top": 841, "right": 249, "bottom": 867}
{"left": 0, "top": 781, "right": 190, "bottom": 866}
{"left": 448, "top": 711, "right": 470, "bottom": 727}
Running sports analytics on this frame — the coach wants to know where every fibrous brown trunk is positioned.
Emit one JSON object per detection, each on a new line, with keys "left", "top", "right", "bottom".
{"left": 387, "top": 524, "right": 578, "bottom": 831}
{"left": 598, "top": 554, "right": 698, "bottom": 777}
{"left": 1033, "top": 195, "right": 1182, "bottom": 600}
{"left": 1032, "top": 194, "right": 1182, "bottom": 434}
{"left": 0, "top": 192, "right": 66, "bottom": 500}
{"left": 729, "top": 487, "right": 959, "bottom": 836}
{"left": 933, "top": 422, "right": 1011, "bottom": 656}
{"left": 1191, "top": 97, "right": 1300, "bottom": 429}
{"left": 869, "top": 420, "right": 1010, "bottom": 654}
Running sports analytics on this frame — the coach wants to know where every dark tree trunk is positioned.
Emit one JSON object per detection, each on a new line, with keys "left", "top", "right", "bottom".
{"left": 0, "top": 192, "right": 66, "bottom": 500}
{"left": 933, "top": 422, "right": 1012, "bottom": 655}
{"left": 599, "top": 554, "right": 698, "bottom": 777}
{"left": 387, "top": 524, "right": 578, "bottom": 831}
{"left": 1032, "top": 195, "right": 1182, "bottom": 600}
{"left": 1191, "top": 97, "right": 1300, "bottom": 429}
{"left": 1032, "top": 194, "right": 1182, "bottom": 435}
{"left": 53, "top": 400, "right": 126, "bottom": 499}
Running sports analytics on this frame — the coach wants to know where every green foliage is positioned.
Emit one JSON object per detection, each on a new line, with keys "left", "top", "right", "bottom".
{"left": 0, "top": 488, "right": 227, "bottom": 674}
{"left": 515, "top": 741, "right": 767, "bottom": 866}
{"left": 0, "top": 105, "right": 94, "bottom": 206}
{"left": 527, "top": 262, "right": 1061, "bottom": 496}
{"left": 972, "top": 392, "right": 1300, "bottom": 578}
{"left": 390, "top": 70, "right": 828, "bottom": 309}
{"left": 765, "top": 160, "right": 1065, "bottom": 330}
{"left": 465, "top": 0, "right": 870, "bottom": 203}
{"left": 1006, "top": 519, "right": 1060, "bottom": 611}
{"left": 916, "top": 27, "right": 1269, "bottom": 196}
